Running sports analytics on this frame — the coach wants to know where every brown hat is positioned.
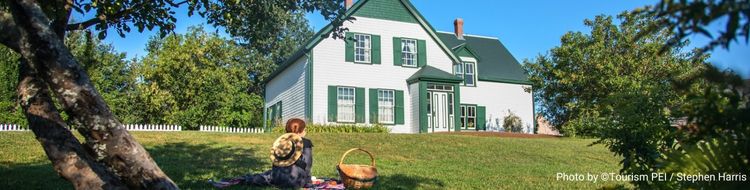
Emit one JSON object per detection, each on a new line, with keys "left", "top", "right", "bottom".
{"left": 270, "top": 133, "right": 304, "bottom": 167}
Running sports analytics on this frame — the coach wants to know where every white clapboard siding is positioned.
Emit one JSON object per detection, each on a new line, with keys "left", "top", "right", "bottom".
{"left": 265, "top": 56, "right": 308, "bottom": 124}
{"left": 199, "top": 125, "right": 264, "bottom": 133}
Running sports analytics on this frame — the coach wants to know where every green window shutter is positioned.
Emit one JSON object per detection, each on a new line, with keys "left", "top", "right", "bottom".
{"left": 369, "top": 89, "right": 379, "bottom": 124}
{"left": 477, "top": 106, "right": 486, "bottom": 131}
{"left": 355, "top": 87, "right": 365, "bottom": 123}
{"left": 372, "top": 35, "right": 381, "bottom": 64}
{"left": 277, "top": 101, "right": 283, "bottom": 120}
{"left": 328, "top": 86, "right": 338, "bottom": 122}
{"left": 393, "top": 37, "right": 402, "bottom": 66}
{"left": 395, "top": 90, "right": 405, "bottom": 124}
{"left": 345, "top": 32, "right": 354, "bottom": 62}
{"left": 417, "top": 39, "right": 426, "bottom": 67}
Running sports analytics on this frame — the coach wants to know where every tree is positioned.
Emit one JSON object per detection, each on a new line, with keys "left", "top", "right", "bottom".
{"left": 0, "top": 0, "right": 347, "bottom": 189}
{"left": 135, "top": 26, "right": 263, "bottom": 129}
{"left": 524, "top": 12, "right": 707, "bottom": 185}
{"left": 639, "top": 0, "right": 750, "bottom": 53}
{"left": 0, "top": 45, "right": 25, "bottom": 125}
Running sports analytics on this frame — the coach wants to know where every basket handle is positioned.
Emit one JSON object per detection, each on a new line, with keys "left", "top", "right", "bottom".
{"left": 338, "top": 148, "right": 375, "bottom": 167}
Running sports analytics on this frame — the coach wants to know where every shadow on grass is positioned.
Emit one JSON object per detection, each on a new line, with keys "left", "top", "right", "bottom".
{"left": 146, "top": 142, "right": 267, "bottom": 189}
{"left": 373, "top": 173, "right": 445, "bottom": 189}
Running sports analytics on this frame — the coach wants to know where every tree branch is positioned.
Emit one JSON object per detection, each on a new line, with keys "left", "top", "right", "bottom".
{"left": 17, "top": 57, "right": 126, "bottom": 189}
{"left": 65, "top": 1, "right": 147, "bottom": 31}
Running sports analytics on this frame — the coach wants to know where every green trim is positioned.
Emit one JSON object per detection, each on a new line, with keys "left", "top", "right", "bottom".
{"left": 372, "top": 35, "right": 381, "bottom": 64}
{"left": 395, "top": 90, "right": 405, "bottom": 124}
{"left": 532, "top": 88, "right": 537, "bottom": 134}
{"left": 305, "top": 51, "right": 314, "bottom": 122}
{"left": 406, "top": 65, "right": 463, "bottom": 84}
{"left": 355, "top": 87, "right": 365, "bottom": 123}
{"left": 345, "top": 32, "right": 354, "bottom": 62}
{"left": 392, "top": 37, "right": 402, "bottom": 66}
{"left": 453, "top": 44, "right": 481, "bottom": 61}
{"left": 327, "top": 86, "right": 338, "bottom": 122}
{"left": 353, "top": 0, "right": 419, "bottom": 23}
{"left": 477, "top": 77, "right": 533, "bottom": 85}
{"left": 477, "top": 106, "right": 486, "bottom": 131}
{"left": 418, "top": 82, "right": 428, "bottom": 133}
{"left": 453, "top": 84, "right": 461, "bottom": 132}
{"left": 417, "top": 39, "right": 426, "bottom": 67}
{"left": 369, "top": 88, "right": 379, "bottom": 124}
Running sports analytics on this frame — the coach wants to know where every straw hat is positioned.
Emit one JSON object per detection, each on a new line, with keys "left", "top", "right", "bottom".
{"left": 270, "top": 133, "right": 304, "bottom": 167}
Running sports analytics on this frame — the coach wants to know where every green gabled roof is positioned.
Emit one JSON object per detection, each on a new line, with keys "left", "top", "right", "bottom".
{"left": 452, "top": 43, "right": 481, "bottom": 61}
{"left": 407, "top": 65, "right": 463, "bottom": 84}
{"left": 437, "top": 32, "right": 531, "bottom": 85}
{"left": 264, "top": 0, "right": 461, "bottom": 85}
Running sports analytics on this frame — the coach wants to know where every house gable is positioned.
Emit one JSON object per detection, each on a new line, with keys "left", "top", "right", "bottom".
{"left": 353, "top": 0, "right": 418, "bottom": 23}
{"left": 437, "top": 32, "right": 531, "bottom": 85}
{"left": 453, "top": 44, "right": 481, "bottom": 61}
{"left": 264, "top": 0, "right": 462, "bottom": 85}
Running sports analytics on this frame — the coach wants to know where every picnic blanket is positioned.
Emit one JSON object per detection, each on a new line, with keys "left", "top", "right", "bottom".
{"left": 209, "top": 176, "right": 345, "bottom": 190}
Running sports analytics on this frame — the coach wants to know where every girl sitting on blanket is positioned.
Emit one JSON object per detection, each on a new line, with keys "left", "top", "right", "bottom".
{"left": 211, "top": 118, "right": 314, "bottom": 189}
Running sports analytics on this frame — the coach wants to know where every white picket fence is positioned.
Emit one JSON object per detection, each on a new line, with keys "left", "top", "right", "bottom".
{"left": 0, "top": 124, "right": 26, "bottom": 131}
{"left": 199, "top": 125, "right": 264, "bottom": 133}
{"left": 0, "top": 124, "right": 182, "bottom": 132}
{"left": 1, "top": 123, "right": 264, "bottom": 133}
{"left": 123, "top": 124, "right": 182, "bottom": 131}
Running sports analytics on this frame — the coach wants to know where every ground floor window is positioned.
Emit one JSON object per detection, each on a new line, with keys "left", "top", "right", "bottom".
{"left": 460, "top": 105, "right": 476, "bottom": 129}
{"left": 337, "top": 87, "right": 355, "bottom": 122}
{"left": 378, "top": 89, "right": 395, "bottom": 124}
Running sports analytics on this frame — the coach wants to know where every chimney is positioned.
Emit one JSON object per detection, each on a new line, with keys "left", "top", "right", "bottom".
{"left": 454, "top": 18, "right": 464, "bottom": 40}
{"left": 346, "top": 0, "right": 354, "bottom": 9}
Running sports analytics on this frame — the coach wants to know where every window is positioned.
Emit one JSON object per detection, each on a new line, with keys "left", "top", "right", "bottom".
{"left": 401, "top": 39, "right": 417, "bottom": 67}
{"left": 464, "top": 62, "right": 476, "bottom": 86}
{"left": 460, "top": 105, "right": 476, "bottom": 129}
{"left": 377, "top": 90, "right": 395, "bottom": 124}
{"left": 337, "top": 87, "right": 356, "bottom": 122}
{"left": 454, "top": 64, "right": 463, "bottom": 80}
{"left": 354, "top": 34, "right": 371, "bottom": 63}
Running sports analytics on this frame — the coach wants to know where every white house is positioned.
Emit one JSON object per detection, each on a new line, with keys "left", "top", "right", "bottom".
{"left": 264, "top": 0, "right": 534, "bottom": 133}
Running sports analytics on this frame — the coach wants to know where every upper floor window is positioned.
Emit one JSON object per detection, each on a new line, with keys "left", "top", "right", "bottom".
{"left": 401, "top": 39, "right": 417, "bottom": 67}
{"left": 453, "top": 62, "right": 476, "bottom": 86}
{"left": 337, "top": 87, "right": 356, "bottom": 122}
{"left": 354, "top": 34, "right": 371, "bottom": 63}
{"left": 464, "top": 62, "right": 476, "bottom": 86}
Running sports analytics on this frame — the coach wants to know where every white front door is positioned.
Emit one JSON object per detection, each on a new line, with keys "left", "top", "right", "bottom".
{"left": 430, "top": 92, "right": 450, "bottom": 132}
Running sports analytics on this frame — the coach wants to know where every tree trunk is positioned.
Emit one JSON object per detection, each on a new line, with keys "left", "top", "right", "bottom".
{"left": 17, "top": 58, "right": 127, "bottom": 189}
{"left": 6, "top": 1, "right": 179, "bottom": 189}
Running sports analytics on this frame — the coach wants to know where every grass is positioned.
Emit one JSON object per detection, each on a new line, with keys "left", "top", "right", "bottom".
{"left": 0, "top": 131, "right": 626, "bottom": 189}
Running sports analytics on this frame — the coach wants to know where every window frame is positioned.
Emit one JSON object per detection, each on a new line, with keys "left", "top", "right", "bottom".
{"left": 460, "top": 104, "right": 477, "bottom": 129}
{"left": 464, "top": 62, "right": 476, "bottom": 87}
{"left": 354, "top": 34, "right": 371, "bottom": 63}
{"left": 401, "top": 38, "right": 418, "bottom": 67}
{"left": 377, "top": 89, "right": 395, "bottom": 124}
{"left": 337, "top": 87, "right": 356, "bottom": 123}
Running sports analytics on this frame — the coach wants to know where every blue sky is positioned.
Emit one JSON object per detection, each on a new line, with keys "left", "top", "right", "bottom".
{"left": 83, "top": 0, "right": 749, "bottom": 78}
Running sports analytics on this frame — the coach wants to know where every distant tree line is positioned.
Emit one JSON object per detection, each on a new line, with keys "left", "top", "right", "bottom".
{"left": 0, "top": 18, "right": 312, "bottom": 130}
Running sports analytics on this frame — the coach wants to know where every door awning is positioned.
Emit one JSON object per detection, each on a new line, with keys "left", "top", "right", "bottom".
{"left": 406, "top": 65, "right": 463, "bottom": 84}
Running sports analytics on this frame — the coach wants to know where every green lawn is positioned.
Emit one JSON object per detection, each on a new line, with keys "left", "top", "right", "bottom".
{"left": 0, "top": 132, "right": 625, "bottom": 189}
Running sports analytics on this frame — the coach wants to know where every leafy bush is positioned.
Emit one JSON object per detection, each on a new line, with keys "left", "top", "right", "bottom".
{"left": 271, "top": 124, "right": 390, "bottom": 133}
{"left": 503, "top": 110, "right": 524, "bottom": 133}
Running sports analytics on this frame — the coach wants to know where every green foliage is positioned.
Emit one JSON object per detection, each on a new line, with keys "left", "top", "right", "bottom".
{"left": 270, "top": 124, "right": 390, "bottom": 133}
{"left": 524, "top": 12, "right": 708, "bottom": 186}
{"left": 654, "top": 66, "right": 750, "bottom": 188}
{"left": 0, "top": 46, "right": 24, "bottom": 125}
{"left": 638, "top": 0, "right": 750, "bottom": 52}
{"left": 502, "top": 110, "right": 523, "bottom": 133}
{"left": 135, "top": 27, "right": 263, "bottom": 129}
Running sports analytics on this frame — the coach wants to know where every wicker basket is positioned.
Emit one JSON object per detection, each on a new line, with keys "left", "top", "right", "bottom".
{"left": 336, "top": 148, "right": 378, "bottom": 189}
